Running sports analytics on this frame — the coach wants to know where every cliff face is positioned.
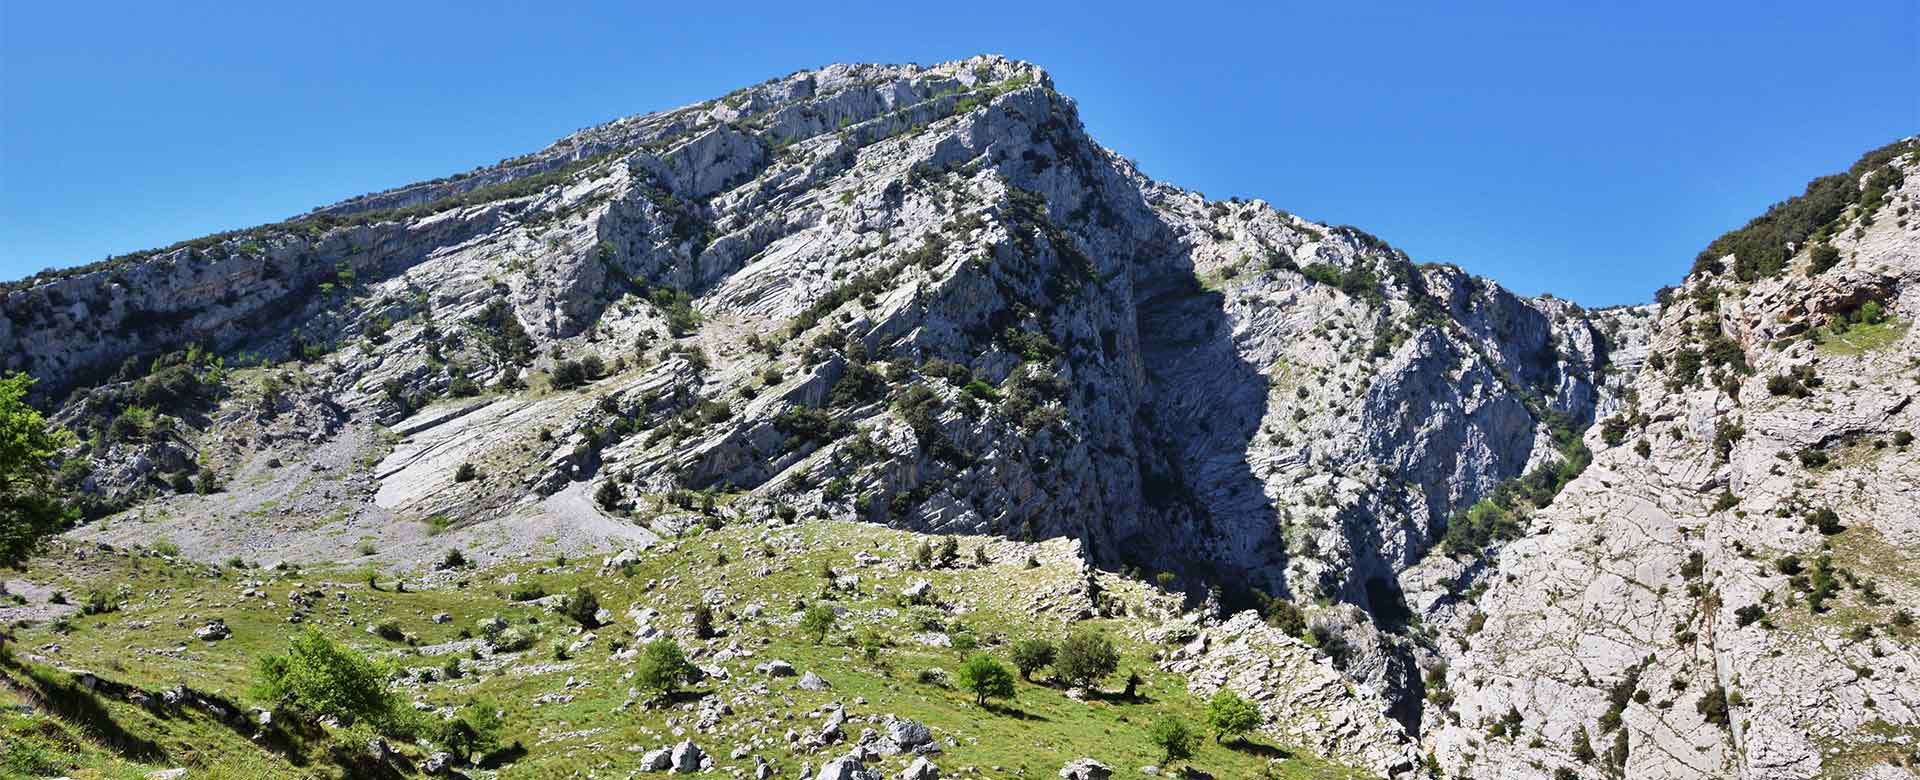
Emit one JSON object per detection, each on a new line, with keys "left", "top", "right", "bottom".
{"left": 5, "top": 56, "right": 1910, "bottom": 779}
{"left": 1420, "top": 145, "right": 1920, "bottom": 780}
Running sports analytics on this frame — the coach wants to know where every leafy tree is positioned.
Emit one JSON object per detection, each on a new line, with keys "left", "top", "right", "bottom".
{"left": 1206, "top": 689, "right": 1261, "bottom": 743}
{"left": 634, "top": 639, "right": 695, "bottom": 702}
{"left": 1147, "top": 715, "right": 1201, "bottom": 764}
{"left": 0, "top": 373, "right": 76, "bottom": 570}
{"left": 253, "top": 629, "right": 411, "bottom": 735}
{"left": 800, "top": 603, "right": 836, "bottom": 644}
{"left": 1009, "top": 638, "right": 1055, "bottom": 681}
{"left": 561, "top": 586, "right": 601, "bottom": 627}
{"left": 1055, "top": 629, "right": 1120, "bottom": 690}
{"left": 956, "top": 653, "right": 1016, "bottom": 706}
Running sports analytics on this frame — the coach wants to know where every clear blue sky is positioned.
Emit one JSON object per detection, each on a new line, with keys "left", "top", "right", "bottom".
{"left": 2, "top": 1, "right": 1914, "bottom": 305}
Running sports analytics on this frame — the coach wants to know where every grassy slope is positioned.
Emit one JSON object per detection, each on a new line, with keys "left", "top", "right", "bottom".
{"left": 3, "top": 520, "right": 1374, "bottom": 779}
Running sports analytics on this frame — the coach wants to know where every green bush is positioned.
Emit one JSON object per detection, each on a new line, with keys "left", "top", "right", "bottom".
{"left": 1147, "top": 715, "right": 1201, "bottom": 764}
{"left": 561, "top": 586, "right": 601, "bottom": 627}
{"left": 435, "top": 698, "right": 503, "bottom": 761}
{"left": 634, "top": 639, "right": 695, "bottom": 701}
{"left": 252, "top": 629, "right": 412, "bottom": 735}
{"left": 1205, "top": 688, "right": 1262, "bottom": 743}
{"left": 1808, "top": 243, "right": 1841, "bottom": 275}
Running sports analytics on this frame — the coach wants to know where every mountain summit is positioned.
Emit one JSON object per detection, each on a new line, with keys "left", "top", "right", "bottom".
{"left": 2, "top": 56, "right": 1915, "bottom": 779}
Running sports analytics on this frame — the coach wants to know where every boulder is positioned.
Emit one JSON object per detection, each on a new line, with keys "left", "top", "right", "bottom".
{"left": 670, "top": 740, "right": 706, "bottom": 773}
{"left": 639, "top": 747, "right": 673, "bottom": 771}
{"left": 900, "top": 756, "right": 940, "bottom": 780}
{"left": 1059, "top": 758, "right": 1111, "bottom": 780}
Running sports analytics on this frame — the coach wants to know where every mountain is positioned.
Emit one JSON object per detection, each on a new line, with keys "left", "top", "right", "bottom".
{"left": 0, "top": 55, "right": 1913, "bottom": 780}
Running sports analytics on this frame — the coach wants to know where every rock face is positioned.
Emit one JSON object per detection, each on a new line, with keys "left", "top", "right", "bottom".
{"left": 1416, "top": 142, "right": 1920, "bottom": 779}
{"left": 5, "top": 54, "right": 1913, "bottom": 779}
{"left": 1164, "top": 611, "right": 1417, "bottom": 776}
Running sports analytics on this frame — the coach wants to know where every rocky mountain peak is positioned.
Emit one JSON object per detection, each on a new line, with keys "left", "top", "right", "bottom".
{"left": 3, "top": 59, "right": 1914, "bottom": 780}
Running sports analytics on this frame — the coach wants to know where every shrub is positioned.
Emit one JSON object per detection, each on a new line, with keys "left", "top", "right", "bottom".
{"left": 594, "top": 480, "right": 623, "bottom": 510}
{"left": 253, "top": 629, "right": 411, "bottom": 735}
{"left": 691, "top": 602, "right": 715, "bottom": 639}
{"left": 435, "top": 698, "right": 502, "bottom": 762}
{"left": 561, "top": 586, "right": 601, "bottom": 627}
{"left": 1147, "top": 715, "right": 1201, "bottom": 764}
{"left": 551, "top": 359, "right": 589, "bottom": 389}
{"left": 1696, "top": 684, "right": 1730, "bottom": 728}
{"left": 800, "top": 604, "right": 836, "bottom": 644}
{"left": 1009, "top": 638, "right": 1055, "bottom": 681}
{"left": 1205, "top": 688, "right": 1262, "bottom": 743}
{"left": 634, "top": 639, "right": 695, "bottom": 702}
{"left": 1265, "top": 598, "right": 1307, "bottom": 637}
{"left": 956, "top": 653, "right": 1016, "bottom": 706}
{"left": 424, "top": 514, "right": 454, "bottom": 535}
{"left": 1055, "top": 629, "right": 1119, "bottom": 690}
{"left": 1808, "top": 243, "right": 1841, "bottom": 274}
{"left": 371, "top": 621, "right": 405, "bottom": 643}
{"left": 1805, "top": 508, "right": 1844, "bottom": 535}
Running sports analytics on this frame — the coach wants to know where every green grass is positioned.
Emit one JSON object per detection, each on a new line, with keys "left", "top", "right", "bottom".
{"left": 1816, "top": 319, "right": 1910, "bottom": 356}
{"left": 2, "top": 521, "right": 1377, "bottom": 779}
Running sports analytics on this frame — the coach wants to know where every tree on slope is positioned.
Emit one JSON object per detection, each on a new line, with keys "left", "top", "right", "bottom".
{"left": 1, "top": 372, "right": 75, "bottom": 570}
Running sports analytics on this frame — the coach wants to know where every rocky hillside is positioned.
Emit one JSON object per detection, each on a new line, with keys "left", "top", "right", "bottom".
{"left": 0, "top": 55, "right": 1913, "bottom": 779}
{"left": 1418, "top": 139, "right": 1920, "bottom": 779}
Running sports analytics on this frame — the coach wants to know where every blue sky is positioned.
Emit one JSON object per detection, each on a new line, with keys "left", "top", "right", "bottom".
{"left": 2, "top": 1, "right": 1914, "bottom": 305}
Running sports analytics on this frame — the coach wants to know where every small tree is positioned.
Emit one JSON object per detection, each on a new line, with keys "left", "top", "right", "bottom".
{"left": 253, "top": 629, "right": 411, "bottom": 735}
{"left": 1148, "top": 715, "right": 1200, "bottom": 765}
{"left": 595, "top": 480, "right": 622, "bottom": 510}
{"left": 957, "top": 652, "right": 1016, "bottom": 707}
{"left": 691, "top": 602, "right": 715, "bottom": 639}
{"left": 800, "top": 604, "right": 836, "bottom": 644}
{"left": 1009, "top": 638, "right": 1055, "bottom": 681}
{"left": 561, "top": 586, "right": 601, "bottom": 627}
{"left": 0, "top": 372, "right": 77, "bottom": 571}
{"left": 1055, "top": 629, "right": 1120, "bottom": 690}
{"left": 1206, "top": 689, "right": 1261, "bottom": 743}
{"left": 634, "top": 639, "right": 694, "bottom": 702}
